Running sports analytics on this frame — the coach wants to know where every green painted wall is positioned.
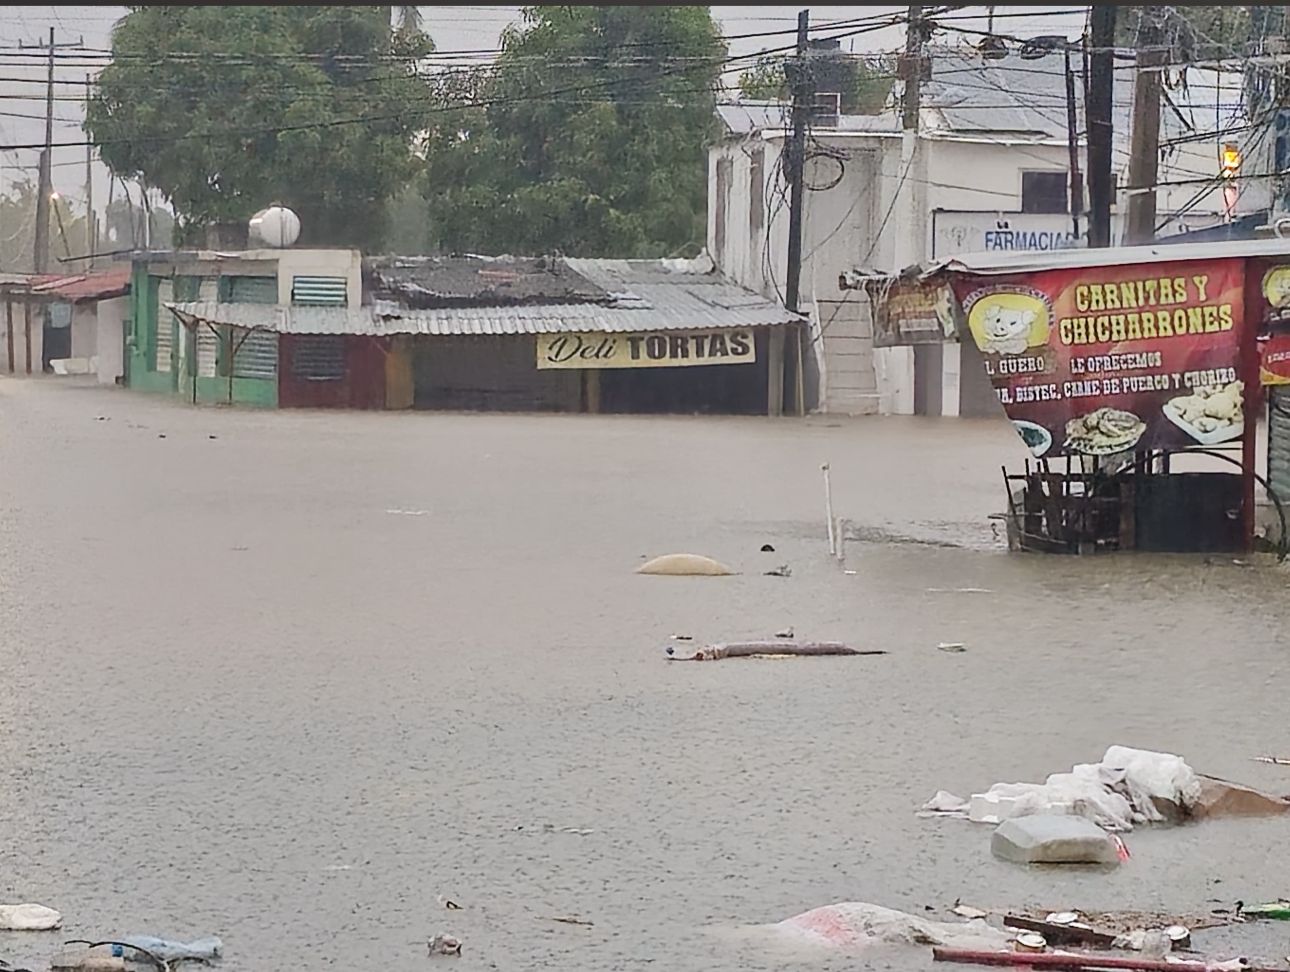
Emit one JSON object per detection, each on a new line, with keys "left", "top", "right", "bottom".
{"left": 125, "top": 266, "right": 278, "bottom": 408}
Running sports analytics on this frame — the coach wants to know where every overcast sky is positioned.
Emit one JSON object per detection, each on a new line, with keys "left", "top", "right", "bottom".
{"left": 0, "top": 5, "right": 1092, "bottom": 216}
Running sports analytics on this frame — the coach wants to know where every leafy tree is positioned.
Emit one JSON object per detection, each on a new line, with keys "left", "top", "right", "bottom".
{"left": 739, "top": 51, "right": 893, "bottom": 114}
{"left": 86, "top": 6, "right": 432, "bottom": 249}
{"left": 420, "top": 5, "right": 726, "bottom": 258}
{"left": 1113, "top": 6, "right": 1264, "bottom": 59}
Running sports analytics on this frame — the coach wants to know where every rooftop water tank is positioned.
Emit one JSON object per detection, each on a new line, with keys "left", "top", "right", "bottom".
{"left": 248, "top": 205, "right": 301, "bottom": 248}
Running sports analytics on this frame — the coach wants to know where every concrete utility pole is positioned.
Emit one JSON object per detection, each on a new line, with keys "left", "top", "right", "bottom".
{"left": 1086, "top": 5, "right": 1116, "bottom": 247}
{"left": 1125, "top": 7, "right": 1168, "bottom": 245}
{"left": 20, "top": 27, "right": 82, "bottom": 273}
{"left": 85, "top": 73, "right": 94, "bottom": 267}
{"left": 893, "top": 5, "right": 926, "bottom": 272}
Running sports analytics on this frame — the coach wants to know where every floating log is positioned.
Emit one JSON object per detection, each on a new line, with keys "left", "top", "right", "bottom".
{"left": 667, "top": 641, "right": 886, "bottom": 662}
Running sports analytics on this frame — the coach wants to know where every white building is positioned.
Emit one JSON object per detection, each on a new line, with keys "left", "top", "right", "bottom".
{"left": 707, "top": 46, "right": 1257, "bottom": 417}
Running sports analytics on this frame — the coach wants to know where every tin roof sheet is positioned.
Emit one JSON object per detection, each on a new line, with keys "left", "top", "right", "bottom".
{"left": 167, "top": 257, "right": 804, "bottom": 336}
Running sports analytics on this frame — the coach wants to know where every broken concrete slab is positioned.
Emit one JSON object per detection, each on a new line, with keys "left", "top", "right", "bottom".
{"left": 1191, "top": 775, "right": 1290, "bottom": 819}
{"left": 991, "top": 815, "right": 1121, "bottom": 866}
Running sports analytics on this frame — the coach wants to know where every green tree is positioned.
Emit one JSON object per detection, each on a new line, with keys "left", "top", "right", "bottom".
{"left": 739, "top": 51, "right": 893, "bottom": 114}
{"left": 420, "top": 5, "right": 726, "bottom": 257}
{"left": 86, "top": 6, "right": 432, "bottom": 249}
{"left": 1113, "top": 6, "right": 1261, "bottom": 59}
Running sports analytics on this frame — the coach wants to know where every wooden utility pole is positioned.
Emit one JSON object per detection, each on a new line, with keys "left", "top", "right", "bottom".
{"left": 784, "top": 9, "right": 810, "bottom": 316}
{"left": 1125, "top": 8, "right": 1167, "bottom": 244}
{"left": 1064, "top": 47, "right": 1084, "bottom": 242}
{"left": 1086, "top": 5, "right": 1116, "bottom": 247}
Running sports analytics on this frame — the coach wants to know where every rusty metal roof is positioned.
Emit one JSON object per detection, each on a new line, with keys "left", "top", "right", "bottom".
{"left": 167, "top": 257, "right": 804, "bottom": 336}
{"left": 28, "top": 264, "right": 132, "bottom": 302}
{"left": 364, "top": 254, "right": 609, "bottom": 307}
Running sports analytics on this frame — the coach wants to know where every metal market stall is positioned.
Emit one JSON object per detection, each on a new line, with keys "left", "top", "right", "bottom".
{"left": 843, "top": 239, "right": 1290, "bottom": 555}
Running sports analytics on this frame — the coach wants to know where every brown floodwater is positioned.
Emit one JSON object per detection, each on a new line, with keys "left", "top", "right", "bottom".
{"left": 1, "top": 378, "right": 1287, "bottom": 972}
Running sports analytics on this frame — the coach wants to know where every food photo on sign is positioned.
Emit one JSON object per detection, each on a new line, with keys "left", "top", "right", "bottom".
{"left": 948, "top": 258, "right": 1249, "bottom": 459}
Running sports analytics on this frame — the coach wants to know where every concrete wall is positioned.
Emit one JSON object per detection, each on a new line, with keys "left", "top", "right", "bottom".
{"left": 95, "top": 296, "right": 127, "bottom": 385}
{"left": 250, "top": 248, "right": 362, "bottom": 306}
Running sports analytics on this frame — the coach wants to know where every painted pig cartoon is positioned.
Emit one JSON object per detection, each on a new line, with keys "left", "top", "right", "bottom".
{"left": 980, "top": 304, "right": 1036, "bottom": 355}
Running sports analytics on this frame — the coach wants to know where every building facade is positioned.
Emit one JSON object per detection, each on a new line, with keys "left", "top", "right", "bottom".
{"left": 707, "top": 48, "right": 1258, "bottom": 418}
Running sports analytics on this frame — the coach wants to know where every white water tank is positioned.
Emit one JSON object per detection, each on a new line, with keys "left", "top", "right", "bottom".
{"left": 249, "top": 205, "right": 301, "bottom": 248}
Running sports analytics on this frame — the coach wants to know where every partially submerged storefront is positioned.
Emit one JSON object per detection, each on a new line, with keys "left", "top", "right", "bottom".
{"left": 165, "top": 255, "right": 806, "bottom": 416}
{"left": 844, "top": 239, "right": 1290, "bottom": 555}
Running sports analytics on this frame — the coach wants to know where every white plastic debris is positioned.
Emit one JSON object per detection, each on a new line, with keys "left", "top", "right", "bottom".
{"left": 928, "top": 746, "right": 1203, "bottom": 832}
{"left": 757, "top": 901, "right": 1011, "bottom": 952}
{"left": 0, "top": 902, "right": 62, "bottom": 930}
{"left": 918, "top": 791, "right": 969, "bottom": 818}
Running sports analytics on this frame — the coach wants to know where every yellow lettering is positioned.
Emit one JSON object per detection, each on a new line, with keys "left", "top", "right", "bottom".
{"left": 1173, "top": 277, "right": 1187, "bottom": 303}
{"left": 1119, "top": 282, "right": 1139, "bottom": 310}
{"left": 1203, "top": 306, "right": 1219, "bottom": 332}
{"left": 1219, "top": 303, "right": 1234, "bottom": 330}
{"left": 1073, "top": 317, "right": 1088, "bottom": 344}
{"left": 1074, "top": 286, "right": 1089, "bottom": 313}
{"left": 1192, "top": 275, "right": 1209, "bottom": 302}
{"left": 1059, "top": 319, "right": 1073, "bottom": 344}
{"left": 1095, "top": 315, "right": 1111, "bottom": 342}
{"left": 1187, "top": 307, "right": 1204, "bottom": 335}
{"left": 1157, "top": 310, "right": 1173, "bottom": 337}
{"left": 1103, "top": 284, "right": 1121, "bottom": 311}
{"left": 1110, "top": 314, "right": 1126, "bottom": 342}
{"left": 1173, "top": 308, "right": 1189, "bottom": 334}
{"left": 1159, "top": 277, "right": 1175, "bottom": 304}
{"left": 1088, "top": 286, "right": 1105, "bottom": 311}
{"left": 1126, "top": 313, "right": 1142, "bottom": 340}
{"left": 1144, "top": 279, "right": 1159, "bottom": 305}
{"left": 1142, "top": 312, "right": 1157, "bottom": 339}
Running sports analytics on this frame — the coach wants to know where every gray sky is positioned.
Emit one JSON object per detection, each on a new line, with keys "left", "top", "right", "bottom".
{"left": 0, "top": 5, "right": 1092, "bottom": 217}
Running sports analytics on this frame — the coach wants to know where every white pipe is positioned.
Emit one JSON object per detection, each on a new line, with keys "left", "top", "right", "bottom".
{"left": 822, "top": 462, "right": 836, "bottom": 556}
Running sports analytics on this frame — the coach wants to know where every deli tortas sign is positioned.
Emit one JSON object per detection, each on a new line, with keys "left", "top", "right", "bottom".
{"left": 536, "top": 329, "right": 755, "bottom": 370}
{"left": 953, "top": 258, "right": 1249, "bottom": 457}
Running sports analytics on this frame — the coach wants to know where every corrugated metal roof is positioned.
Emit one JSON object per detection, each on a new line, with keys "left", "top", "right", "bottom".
{"left": 1, "top": 264, "right": 132, "bottom": 302}
{"left": 365, "top": 254, "right": 608, "bottom": 306}
{"left": 168, "top": 258, "right": 804, "bottom": 336}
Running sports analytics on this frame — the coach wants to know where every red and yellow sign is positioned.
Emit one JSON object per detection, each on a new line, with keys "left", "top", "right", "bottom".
{"left": 953, "top": 259, "right": 1249, "bottom": 457}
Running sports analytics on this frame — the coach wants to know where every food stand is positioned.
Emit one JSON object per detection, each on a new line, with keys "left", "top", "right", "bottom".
{"left": 842, "top": 239, "right": 1290, "bottom": 555}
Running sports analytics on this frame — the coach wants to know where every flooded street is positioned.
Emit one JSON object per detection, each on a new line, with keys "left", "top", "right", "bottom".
{"left": 1, "top": 378, "right": 1288, "bottom": 972}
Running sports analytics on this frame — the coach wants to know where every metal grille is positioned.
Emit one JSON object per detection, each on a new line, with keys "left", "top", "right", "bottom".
{"left": 155, "top": 279, "right": 173, "bottom": 373}
{"left": 225, "top": 275, "right": 278, "bottom": 304}
{"left": 1271, "top": 387, "right": 1290, "bottom": 502}
{"left": 292, "top": 275, "right": 348, "bottom": 306}
{"left": 232, "top": 329, "right": 278, "bottom": 380}
{"left": 291, "top": 335, "right": 345, "bottom": 380}
{"left": 197, "top": 325, "right": 220, "bottom": 378}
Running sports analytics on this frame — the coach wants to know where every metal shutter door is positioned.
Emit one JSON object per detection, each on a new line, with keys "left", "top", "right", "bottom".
{"left": 291, "top": 335, "right": 345, "bottom": 380}
{"left": 155, "top": 279, "right": 173, "bottom": 372}
{"left": 232, "top": 329, "right": 278, "bottom": 380}
{"left": 197, "top": 326, "right": 220, "bottom": 378}
{"left": 1271, "top": 388, "right": 1290, "bottom": 502}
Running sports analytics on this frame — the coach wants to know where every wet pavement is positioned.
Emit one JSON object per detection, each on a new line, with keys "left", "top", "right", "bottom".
{"left": 1, "top": 377, "right": 1287, "bottom": 972}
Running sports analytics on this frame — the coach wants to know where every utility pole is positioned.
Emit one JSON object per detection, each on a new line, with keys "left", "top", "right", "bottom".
{"left": 85, "top": 73, "right": 94, "bottom": 267}
{"left": 1086, "top": 5, "right": 1116, "bottom": 247}
{"left": 893, "top": 5, "right": 926, "bottom": 272}
{"left": 783, "top": 8, "right": 810, "bottom": 316}
{"left": 1063, "top": 47, "right": 1084, "bottom": 242}
{"left": 1125, "top": 8, "right": 1167, "bottom": 245}
{"left": 20, "top": 27, "right": 82, "bottom": 273}
{"left": 34, "top": 27, "right": 55, "bottom": 274}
